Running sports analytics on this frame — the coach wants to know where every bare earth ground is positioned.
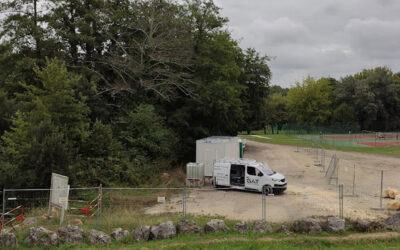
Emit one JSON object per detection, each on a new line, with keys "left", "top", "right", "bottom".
{"left": 147, "top": 141, "right": 400, "bottom": 222}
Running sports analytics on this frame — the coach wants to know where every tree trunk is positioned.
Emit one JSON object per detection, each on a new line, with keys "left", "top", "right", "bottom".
{"left": 33, "top": 0, "right": 41, "bottom": 59}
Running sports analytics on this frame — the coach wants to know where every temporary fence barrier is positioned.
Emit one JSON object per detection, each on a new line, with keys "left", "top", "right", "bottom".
{"left": 0, "top": 205, "right": 24, "bottom": 232}
{"left": 68, "top": 185, "right": 102, "bottom": 220}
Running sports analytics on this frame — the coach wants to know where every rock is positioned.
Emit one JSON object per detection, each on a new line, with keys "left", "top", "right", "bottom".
{"left": 352, "top": 220, "right": 385, "bottom": 232}
{"left": 292, "top": 218, "right": 322, "bottom": 233}
{"left": 204, "top": 219, "right": 229, "bottom": 233}
{"left": 177, "top": 220, "right": 202, "bottom": 234}
{"left": 111, "top": 228, "right": 129, "bottom": 241}
{"left": 275, "top": 225, "right": 292, "bottom": 235}
{"left": 24, "top": 227, "right": 58, "bottom": 246}
{"left": 150, "top": 221, "right": 176, "bottom": 240}
{"left": 233, "top": 221, "right": 248, "bottom": 234}
{"left": 132, "top": 226, "right": 151, "bottom": 242}
{"left": 385, "top": 213, "right": 400, "bottom": 230}
{"left": 368, "top": 221, "right": 387, "bottom": 231}
{"left": 323, "top": 217, "right": 345, "bottom": 233}
{"left": 88, "top": 230, "right": 111, "bottom": 245}
{"left": 58, "top": 225, "right": 84, "bottom": 245}
{"left": 24, "top": 217, "right": 38, "bottom": 226}
{"left": 352, "top": 219, "right": 370, "bottom": 232}
{"left": 253, "top": 220, "right": 273, "bottom": 233}
{"left": 0, "top": 232, "right": 18, "bottom": 247}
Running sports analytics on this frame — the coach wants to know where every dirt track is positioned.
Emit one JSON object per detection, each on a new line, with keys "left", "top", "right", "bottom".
{"left": 147, "top": 141, "right": 400, "bottom": 222}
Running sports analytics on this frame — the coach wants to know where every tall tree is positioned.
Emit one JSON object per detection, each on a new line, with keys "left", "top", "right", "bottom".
{"left": 266, "top": 93, "right": 287, "bottom": 134}
{"left": 0, "top": 59, "right": 90, "bottom": 187}
{"left": 1, "top": 0, "right": 43, "bottom": 58}
{"left": 287, "top": 77, "right": 334, "bottom": 126}
{"left": 336, "top": 67, "right": 400, "bottom": 130}
{"left": 240, "top": 48, "right": 271, "bottom": 134}
{"left": 99, "top": 0, "right": 195, "bottom": 101}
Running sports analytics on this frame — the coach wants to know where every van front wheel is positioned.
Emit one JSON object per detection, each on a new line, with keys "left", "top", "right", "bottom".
{"left": 262, "top": 185, "right": 273, "bottom": 195}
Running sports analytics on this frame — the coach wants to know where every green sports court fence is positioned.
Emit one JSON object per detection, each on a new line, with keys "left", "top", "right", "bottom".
{"left": 284, "top": 124, "right": 400, "bottom": 147}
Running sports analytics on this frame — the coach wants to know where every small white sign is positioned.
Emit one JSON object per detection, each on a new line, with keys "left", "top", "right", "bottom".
{"left": 157, "top": 197, "right": 166, "bottom": 203}
{"left": 59, "top": 197, "right": 68, "bottom": 204}
{"left": 344, "top": 167, "right": 348, "bottom": 172}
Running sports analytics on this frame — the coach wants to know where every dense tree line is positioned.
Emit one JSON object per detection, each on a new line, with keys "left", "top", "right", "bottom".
{"left": 1, "top": 0, "right": 398, "bottom": 189}
{"left": 267, "top": 68, "right": 400, "bottom": 134}
{"left": 0, "top": 0, "right": 271, "bottom": 188}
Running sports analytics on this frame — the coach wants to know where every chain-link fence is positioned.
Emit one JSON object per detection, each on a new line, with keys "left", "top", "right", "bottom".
{"left": 295, "top": 142, "right": 400, "bottom": 221}
{"left": 283, "top": 124, "right": 400, "bottom": 148}
{"left": 2, "top": 142, "right": 398, "bottom": 232}
{"left": 1, "top": 184, "right": 345, "bottom": 232}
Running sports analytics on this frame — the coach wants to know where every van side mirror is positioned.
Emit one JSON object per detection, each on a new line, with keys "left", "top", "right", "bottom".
{"left": 258, "top": 172, "right": 263, "bottom": 177}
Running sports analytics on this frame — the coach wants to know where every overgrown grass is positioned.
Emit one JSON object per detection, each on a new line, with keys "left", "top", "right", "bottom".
{"left": 240, "top": 132, "right": 400, "bottom": 158}
{"left": 6, "top": 229, "right": 400, "bottom": 249}
{"left": 5, "top": 206, "right": 400, "bottom": 249}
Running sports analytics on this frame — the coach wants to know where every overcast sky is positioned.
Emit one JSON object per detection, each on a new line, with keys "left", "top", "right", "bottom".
{"left": 214, "top": 0, "right": 400, "bottom": 88}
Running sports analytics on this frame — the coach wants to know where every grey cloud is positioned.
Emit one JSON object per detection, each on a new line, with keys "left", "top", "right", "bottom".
{"left": 344, "top": 18, "right": 400, "bottom": 59}
{"left": 215, "top": 0, "right": 400, "bottom": 87}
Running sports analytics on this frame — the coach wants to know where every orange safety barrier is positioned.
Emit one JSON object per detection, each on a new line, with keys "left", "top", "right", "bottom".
{"left": 0, "top": 205, "right": 24, "bottom": 232}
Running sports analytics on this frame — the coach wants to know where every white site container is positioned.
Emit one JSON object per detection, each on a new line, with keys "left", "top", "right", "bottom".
{"left": 196, "top": 136, "right": 239, "bottom": 177}
{"left": 186, "top": 162, "right": 205, "bottom": 180}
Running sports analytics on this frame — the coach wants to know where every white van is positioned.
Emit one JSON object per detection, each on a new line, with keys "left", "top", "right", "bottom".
{"left": 213, "top": 158, "right": 287, "bottom": 194}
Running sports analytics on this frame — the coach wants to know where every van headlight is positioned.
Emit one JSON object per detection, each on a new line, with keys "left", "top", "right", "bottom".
{"left": 272, "top": 178, "right": 279, "bottom": 182}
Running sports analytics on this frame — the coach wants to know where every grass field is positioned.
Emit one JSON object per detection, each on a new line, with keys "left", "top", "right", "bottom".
{"left": 240, "top": 131, "right": 400, "bottom": 157}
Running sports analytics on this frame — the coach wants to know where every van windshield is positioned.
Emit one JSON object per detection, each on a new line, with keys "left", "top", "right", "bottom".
{"left": 259, "top": 163, "right": 275, "bottom": 175}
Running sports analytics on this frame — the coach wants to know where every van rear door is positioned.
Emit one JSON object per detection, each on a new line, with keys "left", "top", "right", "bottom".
{"left": 214, "top": 162, "right": 230, "bottom": 186}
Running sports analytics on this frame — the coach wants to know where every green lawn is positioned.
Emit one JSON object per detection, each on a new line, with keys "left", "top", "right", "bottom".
{"left": 241, "top": 134, "right": 314, "bottom": 147}
{"left": 240, "top": 132, "right": 400, "bottom": 158}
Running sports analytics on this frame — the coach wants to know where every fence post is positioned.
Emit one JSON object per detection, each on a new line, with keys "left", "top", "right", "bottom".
{"left": 60, "top": 208, "right": 65, "bottom": 226}
{"left": 182, "top": 187, "right": 187, "bottom": 219}
{"left": 379, "top": 170, "right": 383, "bottom": 209}
{"left": 262, "top": 188, "right": 266, "bottom": 221}
{"left": 1, "top": 189, "right": 5, "bottom": 233}
{"left": 352, "top": 164, "right": 356, "bottom": 197}
{"left": 371, "top": 170, "right": 385, "bottom": 211}
{"left": 97, "top": 184, "right": 102, "bottom": 230}
{"left": 339, "top": 184, "right": 343, "bottom": 219}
